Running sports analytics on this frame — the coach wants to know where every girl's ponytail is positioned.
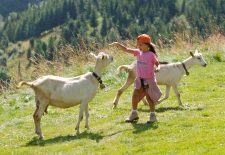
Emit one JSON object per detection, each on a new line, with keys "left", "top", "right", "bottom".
{"left": 149, "top": 44, "right": 157, "bottom": 57}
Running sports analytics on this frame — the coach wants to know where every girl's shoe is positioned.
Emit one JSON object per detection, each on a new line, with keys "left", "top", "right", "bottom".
{"left": 147, "top": 113, "right": 157, "bottom": 123}
{"left": 125, "top": 111, "right": 139, "bottom": 123}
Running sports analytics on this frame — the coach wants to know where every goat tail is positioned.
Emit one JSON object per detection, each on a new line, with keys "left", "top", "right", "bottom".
{"left": 117, "top": 65, "right": 132, "bottom": 73}
{"left": 16, "top": 81, "right": 33, "bottom": 89}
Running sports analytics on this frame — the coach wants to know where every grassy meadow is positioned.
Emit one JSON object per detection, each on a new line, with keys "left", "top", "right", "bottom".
{"left": 0, "top": 34, "right": 225, "bottom": 154}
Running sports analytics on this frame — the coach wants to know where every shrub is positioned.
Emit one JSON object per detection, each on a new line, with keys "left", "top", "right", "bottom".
{"left": 212, "top": 51, "right": 225, "bottom": 62}
{"left": 0, "top": 67, "right": 11, "bottom": 91}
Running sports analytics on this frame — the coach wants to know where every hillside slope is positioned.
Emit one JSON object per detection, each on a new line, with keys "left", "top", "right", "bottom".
{"left": 0, "top": 0, "right": 41, "bottom": 16}
{"left": 0, "top": 48, "right": 224, "bottom": 154}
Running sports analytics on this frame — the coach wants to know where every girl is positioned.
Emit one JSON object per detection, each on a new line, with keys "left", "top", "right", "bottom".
{"left": 109, "top": 34, "right": 162, "bottom": 123}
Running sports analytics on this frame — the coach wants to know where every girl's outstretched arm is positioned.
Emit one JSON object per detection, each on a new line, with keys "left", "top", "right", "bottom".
{"left": 109, "top": 42, "right": 135, "bottom": 54}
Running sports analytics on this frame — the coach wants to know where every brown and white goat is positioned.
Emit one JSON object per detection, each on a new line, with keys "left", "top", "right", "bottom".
{"left": 113, "top": 50, "right": 207, "bottom": 108}
{"left": 17, "top": 52, "right": 113, "bottom": 139}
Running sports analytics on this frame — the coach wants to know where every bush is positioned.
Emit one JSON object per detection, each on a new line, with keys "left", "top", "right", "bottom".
{"left": 212, "top": 51, "right": 225, "bottom": 62}
{"left": 0, "top": 67, "right": 11, "bottom": 90}
{"left": 0, "top": 55, "right": 7, "bottom": 67}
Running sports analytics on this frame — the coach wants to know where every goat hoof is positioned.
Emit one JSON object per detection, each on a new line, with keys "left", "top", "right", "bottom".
{"left": 39, "top": 135, "right": 44, "bottom": 140}
{"left": 179, "top": 104, "right": 184, "bottom": 108}
{"left": 113, "top": 105, "right": 117, "bottom": 109}
{"left": 35, "top": 130, "right": 41, "bottom": 135}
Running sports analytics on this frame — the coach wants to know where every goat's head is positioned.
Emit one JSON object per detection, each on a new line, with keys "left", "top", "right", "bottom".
{"left": 90, "top": 52, "right": 113, "bottom": 68}
{"left": 190, "top": 50, "right": 207, "bottom": 67}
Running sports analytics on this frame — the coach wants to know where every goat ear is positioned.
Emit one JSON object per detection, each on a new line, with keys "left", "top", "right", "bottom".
{"left": 190, "top": 51, "right": 194, "bottom": 57}
{"left": 89, "top": 52, "right": 97, "bottom": 58}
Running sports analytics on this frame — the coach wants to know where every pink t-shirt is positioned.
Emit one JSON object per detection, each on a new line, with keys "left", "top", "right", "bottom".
{"left": 133, "top": 49, "right": 157, "bottom": 79}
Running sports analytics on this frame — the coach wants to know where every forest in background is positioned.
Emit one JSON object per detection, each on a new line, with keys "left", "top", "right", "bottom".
{"left": 0, "top": 0, "right": 225, "bottom": 89}
{"left": 1, "top": 0, "right": 225, "bottom": 42}
{"left": 0, "top": 0, "right": 41, "bottom": 16}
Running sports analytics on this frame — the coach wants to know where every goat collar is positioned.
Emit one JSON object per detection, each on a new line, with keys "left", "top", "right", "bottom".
{"left": 92, "top": 72, "right": 105, "bottom": 89}
{"left": 181, "top": 62, "right": 189, "bottom": 76}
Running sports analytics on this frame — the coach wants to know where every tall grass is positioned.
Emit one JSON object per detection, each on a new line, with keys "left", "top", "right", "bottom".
{"left": 0, "top": 33, "right": 225, "bottom": 154}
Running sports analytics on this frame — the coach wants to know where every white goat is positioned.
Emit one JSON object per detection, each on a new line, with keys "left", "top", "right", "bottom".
{"left": 113, "top": 50, "right": 207, "bottom": 108}
{"left": 17, "top": 52, "right": 113, "bottom": 139}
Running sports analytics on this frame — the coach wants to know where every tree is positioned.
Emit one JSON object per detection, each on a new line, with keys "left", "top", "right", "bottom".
{"left": 0, "top": 33, "right": 9, "bottom": 50}
{"left": 29, "top": 38, "right": 35, "bottom": 49}
{"left": 101, "top": 16, "right": 107, "bottom": 37}
{"left": 90, "top": 9, "right": 98, "bottom": 28}
{"left": 47, "top": 36, "right": 55, "bottom": 61}
{"left": 181, "top": 0, "right": 186, "bottom": 13}
{"left": 34, "top": 39, "right": 46, "bottom": 60}
{"left": 0, "top": 67, "right": 11, "bottom": 88}
{"left": 27, "top": 47, "right": 32, "bottom": 59}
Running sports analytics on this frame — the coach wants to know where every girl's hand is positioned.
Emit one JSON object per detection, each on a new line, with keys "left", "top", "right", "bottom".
{"left": 154, "top": 68, "right": 160, "bottom": 73}
{"left": 109, "top": 42, "right": 119, "bottom": 47}
{"left": 109, "top": 42, "right": 133, "bottom": 54}
{"left": 154, "top": 65, "right": 160, "bottom": 72}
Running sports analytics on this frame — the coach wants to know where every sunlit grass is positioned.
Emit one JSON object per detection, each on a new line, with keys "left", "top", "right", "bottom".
{"left": 1, "top": 59, "right": 225, "bottom": 154}
{"left": 0, "top": 34, "right": 225, "bottom": 154}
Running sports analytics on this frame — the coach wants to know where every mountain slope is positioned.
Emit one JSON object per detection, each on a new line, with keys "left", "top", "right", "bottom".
{"left": 0, "top": 0, "right": 41, "bottom": 16}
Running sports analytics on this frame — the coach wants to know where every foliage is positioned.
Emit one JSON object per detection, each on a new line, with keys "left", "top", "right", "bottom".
{"left": 0, "top": 67, "right": 10, "bottom": 86}
{"left": 0, "top": 55, "right": 7, "bottom": 67}
{"left": 0, "top": 0, "right": 225, "bottom": 44}
{"left": 0, "top": 32, "right": 9, "bottom": 50}
{"left": 0, "top": 0, "right": 41, "bottom": 16}
{"left": 212, "top": 51, "right": 225, "bottom": 62}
